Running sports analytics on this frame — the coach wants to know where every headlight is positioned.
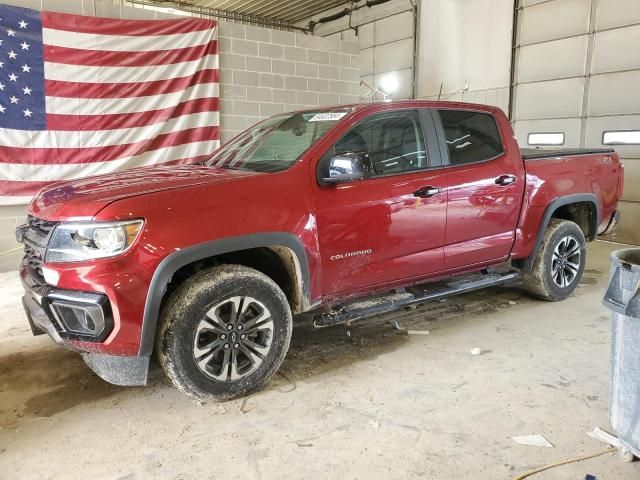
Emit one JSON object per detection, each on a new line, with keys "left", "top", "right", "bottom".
{"left": 45, "top": 219, "right": 144, "bottom": 263}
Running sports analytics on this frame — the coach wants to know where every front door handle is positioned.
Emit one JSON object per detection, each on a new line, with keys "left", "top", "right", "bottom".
{"left": 495, "top": 174, "right": 517, "bottom": 186}
{"left": 413, "top": 186, "right": 442, "bottom": 198}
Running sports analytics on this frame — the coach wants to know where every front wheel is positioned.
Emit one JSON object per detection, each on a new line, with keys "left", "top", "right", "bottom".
{"left": 157, "top": 265, "right": 293, "bottom": 401}
{"left": 522, "top": 219, "right": 586, "bottom": 301}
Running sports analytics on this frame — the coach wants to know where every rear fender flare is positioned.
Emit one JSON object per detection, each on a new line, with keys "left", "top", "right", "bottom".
{"left": 138, "top": 232, "right": 310, "bottom": 357}
{"left": 519, "top": 193, "right": 599, "bottom": 271}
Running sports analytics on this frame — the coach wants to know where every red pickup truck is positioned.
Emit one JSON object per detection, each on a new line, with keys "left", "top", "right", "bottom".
{"left": 16, "top": 101, "right": 623, "bottom": 400}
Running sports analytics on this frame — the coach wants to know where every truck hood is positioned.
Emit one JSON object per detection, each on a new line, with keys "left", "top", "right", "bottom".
{"left": 30, "top": 164, "right": 260, "bottom": 220}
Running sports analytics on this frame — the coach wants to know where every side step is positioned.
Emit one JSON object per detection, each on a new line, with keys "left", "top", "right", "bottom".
{"left": 313, "top": 270, "right": 521, "bottom": 328}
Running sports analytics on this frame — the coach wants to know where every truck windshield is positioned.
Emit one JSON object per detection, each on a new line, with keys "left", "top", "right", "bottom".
{"left": 205, "top": 110, "right": 350, "bottom": 172}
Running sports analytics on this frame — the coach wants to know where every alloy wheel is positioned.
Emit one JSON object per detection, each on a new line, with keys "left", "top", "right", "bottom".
{"left": 193, "top": 296, "right": 274, "bottom": 382}
{"left": 551, "top": 235, "right": 581, "bottom": 288}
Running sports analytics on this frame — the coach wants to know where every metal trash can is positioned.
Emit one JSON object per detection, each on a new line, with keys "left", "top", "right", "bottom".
{"left": 603, "top": 248, "right": 640, "bottom": 462}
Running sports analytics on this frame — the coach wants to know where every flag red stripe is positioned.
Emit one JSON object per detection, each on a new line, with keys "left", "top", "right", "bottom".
{"left": 46, "top": 97, "right": 220, "bottom": 131}
{"left": 45, "top": 69, "right": 219, "bottom": 99}
{"left": 0, "top": 155, "right": 212, "bottom": 197}
{"left": 0, "top": 180, "right": 57, "bottom": 197}
{"left": 43, "top": 41, "right": 218, "bottom": 67}
{"left": 0, "top": 126, "right": 219, "bottom": 165}
{"left": 42, "top": 11, "right": 215, "bottom": 36}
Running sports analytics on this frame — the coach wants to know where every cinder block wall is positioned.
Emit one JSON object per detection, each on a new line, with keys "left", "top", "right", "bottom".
{"left": 217, "top": 22, "right": 360, "bottom": 142}
{"left": 0, "top": 0, "right": 361, "bottom": 271}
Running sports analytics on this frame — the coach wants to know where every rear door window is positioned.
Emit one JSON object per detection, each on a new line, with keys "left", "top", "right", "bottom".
{"left": 437, "top": 110, "right": 504, "bottom": 165}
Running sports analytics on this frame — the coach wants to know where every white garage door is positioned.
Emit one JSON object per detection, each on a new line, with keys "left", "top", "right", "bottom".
{"left": 511, "top": 0, "right": 640, "bottom": 244}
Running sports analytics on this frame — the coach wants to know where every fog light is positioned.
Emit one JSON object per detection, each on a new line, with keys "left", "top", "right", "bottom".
{"left": 50, "top": 301, "right": 106, "bottom": 337}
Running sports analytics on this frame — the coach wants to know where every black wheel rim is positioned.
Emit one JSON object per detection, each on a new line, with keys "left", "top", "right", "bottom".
{"left": 551, "top": 235, "right": 581, "bottom": 288}
{"left": 193, "top": 296, "right": 274, "bottom": 382}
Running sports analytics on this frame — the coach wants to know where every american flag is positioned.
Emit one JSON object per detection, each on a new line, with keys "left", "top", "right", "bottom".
{"left": 0, "top": 4, "right": 219, "bottom": 205}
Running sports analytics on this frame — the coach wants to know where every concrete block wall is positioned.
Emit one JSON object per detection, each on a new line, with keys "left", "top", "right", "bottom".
{"left": 0, "top": 0, "right": 361, "bottom": 271}
{"left": 217, "top": 23, "right": 360, "bottom": 142}
{"left": 301, "top": 0, "right": 414, "bottom": 101}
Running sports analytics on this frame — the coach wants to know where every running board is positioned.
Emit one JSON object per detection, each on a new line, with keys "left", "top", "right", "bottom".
{"left": 312, "top": 270, "right": 521, "bottom": 328}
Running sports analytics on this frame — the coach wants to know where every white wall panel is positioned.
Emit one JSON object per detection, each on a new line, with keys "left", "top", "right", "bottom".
{"left": 515, "top": 78, "right": 585, "bottom": 120}
{"left": 460, "top": 87, "right": 510, "bottom": 113}
{"left": 596, "top": 0, "right": 640, "bottom": 30}
{"left": 514, "top": 118, "right": 582, "bottom": 147}
{"left": 517, "top": 35, "right": 588, "bottom": 82}
{"left": 592, "top": 24, "right": 640, "bottom": 74}
{"left": 588, "top": 70, "right": 640, "bottom": 116}
{"left": 519, "top": 0, "right": 590, "bottom": 45}
{"left": 418, "top": 0, "right": 513, "bottom": 97}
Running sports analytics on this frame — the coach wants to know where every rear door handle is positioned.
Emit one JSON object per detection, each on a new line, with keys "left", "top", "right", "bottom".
{"left": 495, "top": 174, "right": 517, "bottom": 186}
{"left": 413, "top": 186, "right": 442, "bottom": 198}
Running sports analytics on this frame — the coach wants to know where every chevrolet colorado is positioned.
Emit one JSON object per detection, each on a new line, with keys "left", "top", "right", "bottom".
{"left": 16, "top": 101, "right": 623, "bottom": 400}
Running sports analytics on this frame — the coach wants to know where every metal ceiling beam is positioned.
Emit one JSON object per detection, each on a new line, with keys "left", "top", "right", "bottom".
{"left": 253, "top": 0, "right": 349, "bottom": 22}
{"left": 128, "top": 0, "right": 310, "bottom": 31}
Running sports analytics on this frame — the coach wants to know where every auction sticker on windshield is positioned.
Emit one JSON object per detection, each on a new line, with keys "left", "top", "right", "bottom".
{"left": 309, "top": 112, "right": 348, "bottom": 122}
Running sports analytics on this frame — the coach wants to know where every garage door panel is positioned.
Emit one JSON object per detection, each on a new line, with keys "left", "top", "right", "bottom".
{"left": 584, "top": 115, "right": 640, "bottom": 159}
{"left": 517, "top": 35, "right": 588, "bottom": 83}
{"left": 592, "top": 25, "right": 640, "bottom": 74}
{"left": 374, "top": 11, "right": 413, "bottom": 46}
{"left": 358, "top": 22, "right": 374, "bottom": 49}
{"left": 588, "top": 70, "right": 640, "bottom": 116}
{"left": 520, "top": 0, "right": 590, "bottom": 45}
{"left": 514, "top": 118, "right": 582, "bottom": 148}
{"left": 515, "top": 78, "right": 584, "bottom": 120}
{"left": 596, "top": 0, "right": 640, "bottom": 30}
{"left": 360, "top": 48, "right": 374, "bottom": 76}
{"left": 620, "top": 159, "right": 640, "bottom": 202}
{"left": 613, "top": 201, "right": 640, "bottom": 245}
{"left": 372, "top": 38, "right": 414, "bottom": 73}
{"left": 373, "top": 68, "right": 412, "bottom": 99}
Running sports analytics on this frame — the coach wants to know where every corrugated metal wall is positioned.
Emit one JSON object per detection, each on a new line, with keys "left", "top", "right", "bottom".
{"left": 512, "top": 0, "right": 640, "bottom": 244}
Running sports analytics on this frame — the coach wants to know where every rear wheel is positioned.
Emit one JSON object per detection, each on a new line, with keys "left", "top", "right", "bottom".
{"left": 157, "top": 265, "right": 292, "bottom": 401}
{"left": 522, "top": 219, "right": 586, "bottom": 301}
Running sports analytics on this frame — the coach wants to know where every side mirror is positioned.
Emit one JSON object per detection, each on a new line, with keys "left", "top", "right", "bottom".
{"left": 322, "top": 152, "right": 373, "bottom": 185}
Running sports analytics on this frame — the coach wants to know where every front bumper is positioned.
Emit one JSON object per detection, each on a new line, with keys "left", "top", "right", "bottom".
{"left": 21, "top": 266, "right": 113, "bottom": 343}
{"left": 20, "top": 264, "right": 149, "bottom": 386}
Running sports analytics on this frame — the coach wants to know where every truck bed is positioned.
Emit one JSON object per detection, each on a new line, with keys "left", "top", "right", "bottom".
{"left": 521, "top": 147, "right": 615, "bottom": 160}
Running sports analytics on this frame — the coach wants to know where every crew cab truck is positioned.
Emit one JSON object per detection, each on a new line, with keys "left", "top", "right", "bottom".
{"left": 16, "top": 101, "right": 623, "bottom": 400}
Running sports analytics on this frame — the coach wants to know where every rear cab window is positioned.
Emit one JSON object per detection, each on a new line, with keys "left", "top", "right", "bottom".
{"left": 437, "top": 110, "right": 504, "bottom": 166}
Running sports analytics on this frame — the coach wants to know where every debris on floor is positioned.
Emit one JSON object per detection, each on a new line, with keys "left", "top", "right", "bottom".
{"left": 368, "top": 419, "right": 380, "bottom": 429}
{"left": 388, "top": 319, "right": 429, "bottom": 336}
{"left": 587, "top": 427, "right": 621, "bottom": 448}
{"left": 470, "top": 347, "right": 482, "bottom": 355}
{"left": 511, "top": 434, "right": 554, "bottom": 448}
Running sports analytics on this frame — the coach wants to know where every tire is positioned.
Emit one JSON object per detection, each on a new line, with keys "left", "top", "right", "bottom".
{"left": 157, "top": 264, "right": 293, "bottom": 401}
{"left": 522, "top": 219, "right": 586, "bottom": 301}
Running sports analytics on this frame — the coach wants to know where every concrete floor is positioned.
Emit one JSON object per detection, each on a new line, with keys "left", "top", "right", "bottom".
{"left": 1, "top": 240, "right": 639, "bottom": 480}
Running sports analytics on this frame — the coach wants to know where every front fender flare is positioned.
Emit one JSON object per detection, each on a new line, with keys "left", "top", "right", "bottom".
{"left": 137, "top": 232, "right": 310, "bottom": 357}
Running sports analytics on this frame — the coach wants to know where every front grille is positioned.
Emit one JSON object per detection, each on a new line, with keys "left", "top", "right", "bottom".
{"left": 21, "top": 215, "right": 58, "bottom": 280}
{"left": 27, "top": 215, "right": 56, "bottom": 238}
{"left": 25, "top": 246, "right": 45, "bottom": 278}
